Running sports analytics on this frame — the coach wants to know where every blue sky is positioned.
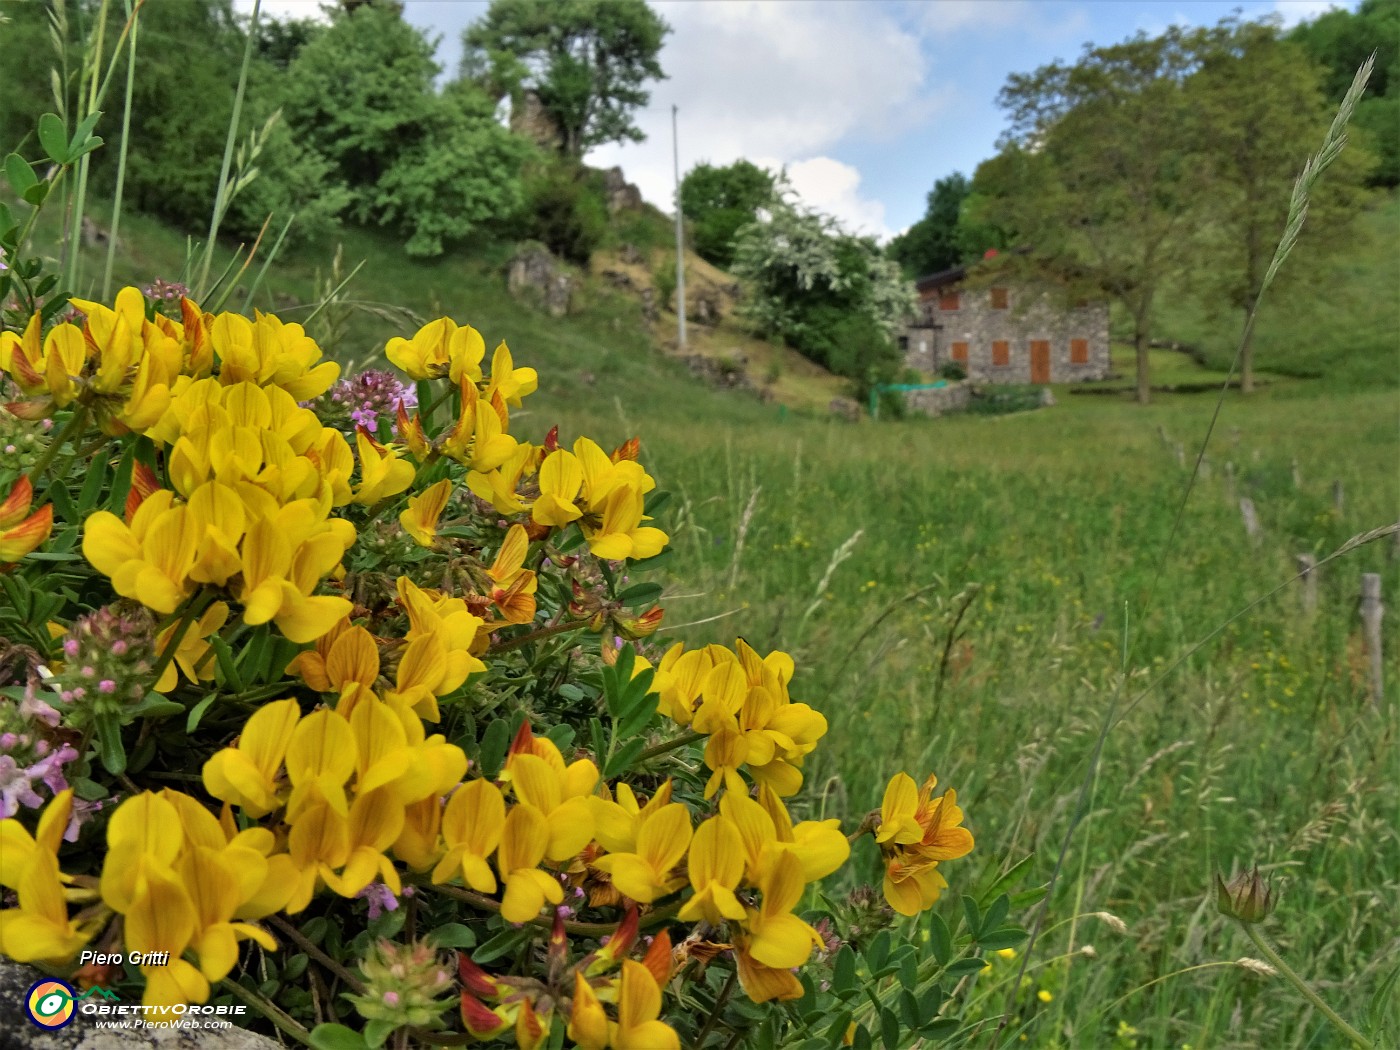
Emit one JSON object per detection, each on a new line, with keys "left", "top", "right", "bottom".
{"left": 251, "top": 0, "right": 1358, "bottom": 240}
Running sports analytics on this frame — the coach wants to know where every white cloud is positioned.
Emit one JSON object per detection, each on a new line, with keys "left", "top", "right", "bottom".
{"left": 587, "top": 1, "right": 934, "bottom": 232}
{"left": 1272, "top": 0, "right": 1342, "bottom": 27}
{"left": 231, "top": 0, "right": 331, "bottom": 21}
{"left": 779, "top": 157, "right": 893, "bottom": 242}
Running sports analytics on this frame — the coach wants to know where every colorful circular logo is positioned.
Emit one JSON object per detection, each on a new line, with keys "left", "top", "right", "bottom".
{"left": 25, "top": 979, "right": 77, "bottom": 1030}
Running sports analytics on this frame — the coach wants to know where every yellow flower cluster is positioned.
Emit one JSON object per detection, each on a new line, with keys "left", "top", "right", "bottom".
{"left": 643, "top": 639, "right": 829, "bottom": 798}
{"left": 0, "top": 788, "right": 283, "bottom": 1014}
{"left": 874, "top": 773, "right": 975, "bottom": 915}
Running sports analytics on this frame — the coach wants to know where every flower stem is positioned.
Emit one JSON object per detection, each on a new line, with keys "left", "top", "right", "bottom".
{"left": 27, "top": 406, "right": 90, "bottom": 487}
{"left": 691, "top": 967, "right": 738, "bottom": 1049}
{"left": 219, "top": 978, "right": 312, "bottom": 1046}
{"left": 1243, "top": 923, "right": 1374, "bottom": 1049}
{"left": 149, "top": 591, "right": 214, "bottom": 690}
{"left": 268, "top": 916, "right": 367, "bottom": 995}
{"left": 410, "top": 876, "right": 680, "bottom": 936}
{"left": 486, "top": 618, "right": 592, "bottom": 655}
{"left": 635, "top": 730, "right": 704, "bottom": 765}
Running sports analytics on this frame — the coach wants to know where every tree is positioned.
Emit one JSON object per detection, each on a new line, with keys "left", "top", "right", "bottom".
{"left": 1290, "top": 0, "right": 1400, "bottom": 186}
{"left": 1186, "top": 18, "right": 1374, "bottom": 392}
{"left": 281, "top": 2, "right": 528, "bottom": 255}
{"left": 730, "top": 183, "right": 915, "bottom": 387}
{"left": 678, "top": 160, "right": 774, "bottom": 270}
{"left": 887, "top": 172, "right": 971, "bottom": 277}
{"left": 980, "top": 27, "right": 1210, "bottom": 404}
{"left": 463, "top": 0, "right": 669, "bottom": 157}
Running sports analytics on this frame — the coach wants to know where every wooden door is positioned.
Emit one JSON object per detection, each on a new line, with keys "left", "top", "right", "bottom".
{"left": 1029, "top": 340, "right": 1051, "bottom": 384}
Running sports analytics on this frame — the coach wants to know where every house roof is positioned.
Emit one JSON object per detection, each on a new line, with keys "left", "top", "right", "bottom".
{"left": 913, "top": 266, "right": 969, "bottom": 293}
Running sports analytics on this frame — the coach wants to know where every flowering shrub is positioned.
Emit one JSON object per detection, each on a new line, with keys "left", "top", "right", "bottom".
{"left": 0, "top": 288, "right": 1027, "bottom": 1049}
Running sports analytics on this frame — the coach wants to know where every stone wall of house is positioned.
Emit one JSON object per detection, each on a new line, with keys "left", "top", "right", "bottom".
{"left": 902, "top": 382, "right": 971, "bottom": 417}
{"left": 902, "top": 285, "right": 1110, "bottom": 384}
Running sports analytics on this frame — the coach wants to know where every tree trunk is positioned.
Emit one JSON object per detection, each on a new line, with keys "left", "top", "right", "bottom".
{"left": 1135, "top": 321, "right": 1151, "bottom": 405}
{"left": 1239, "top": 299, "right": 1257, "bottom": 394}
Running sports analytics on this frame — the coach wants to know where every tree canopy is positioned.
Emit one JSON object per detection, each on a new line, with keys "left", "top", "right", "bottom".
{"left": 886, "top": 172, "right": 972, "bottom": 278}
{"left": 463, "top": 0, "right": 669, "bottom": 158}
{"left": 679, "top": 159, "right": 774, "bottom": 270}
{"left": 730, "top": 183, "right": 915, "bottom": 389}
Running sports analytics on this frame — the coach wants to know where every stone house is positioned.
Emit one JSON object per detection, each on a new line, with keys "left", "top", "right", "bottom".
{"left": 901, "top": 264, "right": 1110, "bottom": 384}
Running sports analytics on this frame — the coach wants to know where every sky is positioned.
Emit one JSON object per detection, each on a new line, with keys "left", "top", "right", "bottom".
{"left": 244, "top": 0, "right": 1357, "bottom": 241}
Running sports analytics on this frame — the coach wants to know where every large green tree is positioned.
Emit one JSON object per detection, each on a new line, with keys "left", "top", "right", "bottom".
{"left": 977, "top": 27, "right": 1209, "bottom": 404}
{"left": 886, "top": 172, "right": 971, "bottom": 278}
{"left": 462, "top": 0, "right": 669, "bottom": 157}
{"left": 1289, "top": 0, "right": 1399, "bottom": 186}
{"left": 282, "top": 1, "right": 529, "bottom": 255}
{"left": 678, "top": 159, "right": 773, "bottom": 270}
{"left": 1186, "top": 18, "right": 1374, "bottom": 392}
{"left": 730, "top": 183, "right": 915, "bottom": 388}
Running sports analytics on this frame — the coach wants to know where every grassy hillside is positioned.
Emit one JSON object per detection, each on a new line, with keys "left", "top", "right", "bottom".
{"left": 1151, "top": 190, "right": 1400, "bottom": 389}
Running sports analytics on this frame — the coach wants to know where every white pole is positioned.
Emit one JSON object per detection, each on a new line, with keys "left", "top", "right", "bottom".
{"left": 672, "top": 104, "right": 687, "bottom": 349}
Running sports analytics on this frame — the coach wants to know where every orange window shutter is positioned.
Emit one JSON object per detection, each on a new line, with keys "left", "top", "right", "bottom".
{"left": 939, "top": 291, "right": 960, "bottom": 311}
{"left": 991, "top": 287, "right": 1009, "bottom": 309}
{"left": 1070, "top": 338, "right": 1089, "bottom": 364}
{"left": 992, "top": 340, "right": 1009, "bottom": 366}
{"left": 952, "top": 341, "right": 969, "bottom": 362}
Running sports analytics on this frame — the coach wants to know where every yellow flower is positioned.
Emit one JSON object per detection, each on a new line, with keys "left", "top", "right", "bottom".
{"left": 591, "top": 803, "right": 691, "bottom": 904}
{"left": 202, "top": 698, "right": 302, "bottom": 817}
{"left": 485, "top": 340, "right": 538, "bottom": 407}
{"left": 741, "top": 850, "right": 822, "bottom": 969}
{"left": 678, "top": 816, "right": 747, "bottom": 925}
{"left": 497, "top": 803, "right": 564, "bottom": 923}
{"left": 399, "top": 478, "right": 452, "bottom": 547}
{"left": 0, "top": 476, "right": 53, "bottom": 564}
{"left": 567, "top": 971, "right": 610, "bottom": 1050}
{"left": 208, "top": 310, "right": 339, "bottom": 400}
{"left": 154, "top": 601, "right": 230, "bottom": 693}
{"left": 0, "top": 313, "right": 86, "bottom": 406}
{"left": 82, "top": 491, "right": 198, "bottom": 614}
{"left": 1037, "top": 989, "right": 1053, "bottom": 1003}
{"left": 531, "top": 448, "right": 584, "bottom": 528}
{"left": 433, "top": 779, "right": 506, "bottom": 892}
{"left": 352, "top": 428, "right": 415, "bottom": 506}
{"left": 506, "top": 752, "right": 597, "bottom": 863}
{"left": 613, "top": 960, "right": 680, "bottom": 1050}
{"left": 385, "top": 317, "right": 485, "bottom": 383}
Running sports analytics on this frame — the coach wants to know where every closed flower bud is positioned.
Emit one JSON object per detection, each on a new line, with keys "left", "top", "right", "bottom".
{"left": 1215, "top": 866, "right": 1277, "bottom": 924}
{"left": 349, "top": 939, "right": 455, "bottom": 1032}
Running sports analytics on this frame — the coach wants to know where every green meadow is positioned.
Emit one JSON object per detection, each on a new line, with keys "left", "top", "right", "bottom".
{"left": 49, "top": 189, "right": 1400, "bottom": 1047}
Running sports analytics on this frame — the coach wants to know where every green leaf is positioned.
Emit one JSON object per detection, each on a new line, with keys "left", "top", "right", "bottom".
{"left": 617, "top": 687, "right": 659, "bottom": 739}
{"left": 977, "top": 926, "right": 1028, "bottom": 951}
{"left": 4, "top": 153, "right": 37, "bottom": 195}
{"left": 943, "top": 958, "right": 986, "bottom": 979}
{"left": 186, "top": 693, "right": 219, "bottom": 734}
{"left": 928, "top": 911, "right": 952, "bottom": 966}
{"left": 309, "top": 1023, "right": 366, "bottom": 1050}
{"left": 918, "top": 983, "right": 945, "bottom": 1026}
{"left": 961, "top": 895, "right": 983, "bottom": 938}
{"left": 22, "top": 182, "right": 49, "bottom": 206}
{"left": 879, "top": 1006, "right": 899, "bottom": 1049}
{"left": 77, "top": 451, "right": 109, "bottom": 513}
{"left": 864, "top": 929, "right": 890, "bottom": 975}
{"left": 71, "top": 110, "right": 102, "bottom": 148}
{"left": 106, "top": 445, "right": 135, "bottom": 514}
{"left": 589, "top": 717, "right": 606, "bottom": 764}
{"left": 1367, "top": 959, "right": 1400, "bottom": 1038}
{"left": 283, "top": 954, "right": 308, "bottom": 981}
{"left": 899, "top": 989, "right": 922, "bottom": 1030}
{"left": 832, "top": 945, "right": 858, "bottom": 999}
{"left": 473, "top": 926, "right": 532, "bottom": 964}
{"left": 898, "top": 950, "right": 918, "bottom": 991}
{"left": 980, "top": 853, "right": 1036, "bottom": 904}
{"left": 850, "top": 1021, "right": 872, "bottom": 1050}
{"left": 45, "top": 478, "right": 77, "bottom": 523}
{"left": 0, "top": 201, "right": 15, "bottom": 239}
{"left": 363, "top": 1019, "right": 396, "bottom": 1048}
{"left": 603, "top": 737, "right": 646, "bottom": 778}
{"left": 478, "top": 718, "right": 512, "bottom": 778}
{"left": 302, "top": 918, "right": 329, "bottom": 945}
{"left": 822, "top": 1009, "right": 854, "bottom": 1045}
{"left": 615, "top": 581, "right": 663, "bottom": 607}
{"left": 982, "top": 893, "right": 1010, "bottom": 936}
{"left": 209, "top": 635, "right": 245, "bottom": 693}
{"left": 643, "top": 489, "right": 671, "bottom": 515}
{"left": 95, "top": 715, "right": 126, "bottom": 774}
{"left": 37, "top": 113, "right": 68, "bottom": 163}
{"left": 428, "top": 923, "right": 477, "bottom": 949}
{"left": 544, "top": 723, "right": 575, "bottom": 751}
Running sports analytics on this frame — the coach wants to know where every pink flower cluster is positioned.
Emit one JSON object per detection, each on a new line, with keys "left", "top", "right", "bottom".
{"left": 328, "top": 370, "right": 418, "bottom": 435}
